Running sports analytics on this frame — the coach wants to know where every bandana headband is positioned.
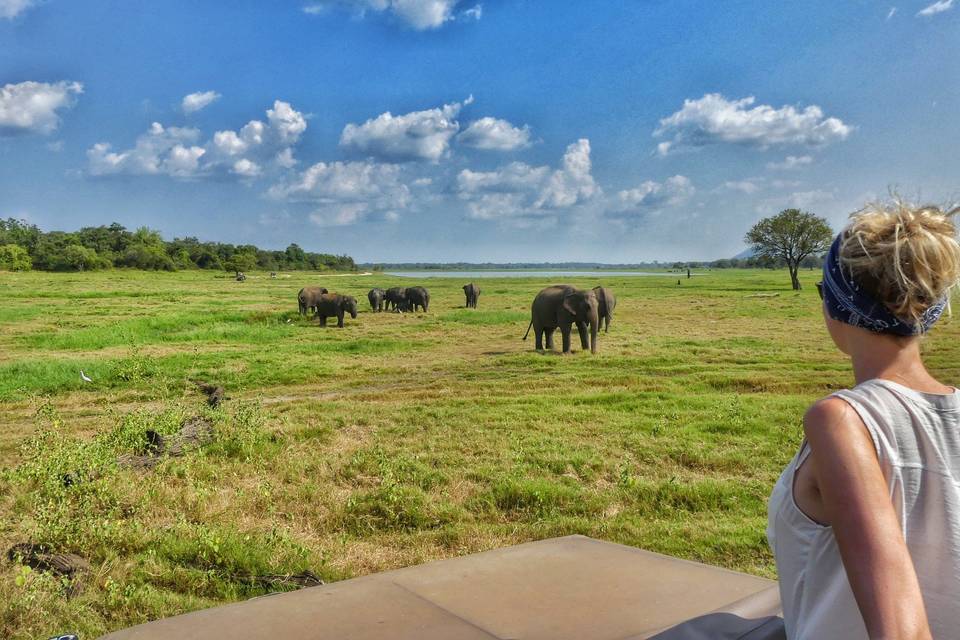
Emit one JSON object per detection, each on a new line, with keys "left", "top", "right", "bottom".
{"left": 821, "top": 234, "right": 947, "bottom": 336}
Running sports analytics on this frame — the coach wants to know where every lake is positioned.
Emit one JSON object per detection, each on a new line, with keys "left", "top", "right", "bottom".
{"left": 385, "top": 270, "right": 686, "bottom": 279}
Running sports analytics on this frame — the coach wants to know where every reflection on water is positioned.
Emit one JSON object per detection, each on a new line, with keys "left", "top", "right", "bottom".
{"left": 385, "top": 270, "right": 684, "bottom": 279}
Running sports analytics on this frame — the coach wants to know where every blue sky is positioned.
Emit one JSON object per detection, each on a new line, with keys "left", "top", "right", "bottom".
{"left": 1, "top": 0, "right": 957, "bottom": 262}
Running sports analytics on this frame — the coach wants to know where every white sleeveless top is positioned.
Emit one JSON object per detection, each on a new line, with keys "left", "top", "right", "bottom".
{"left": 767, "top": 378, "right": 960, "bottom": 639}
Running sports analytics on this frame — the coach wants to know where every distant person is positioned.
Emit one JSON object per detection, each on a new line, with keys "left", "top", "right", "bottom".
{"left": 768, "top": 202, "right": 960, "bottom": 639}
{"left": 687, "top": 268, "right": 691, "bottom": 279}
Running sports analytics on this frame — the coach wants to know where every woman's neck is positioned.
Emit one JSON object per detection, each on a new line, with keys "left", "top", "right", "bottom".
{"left": 848, "top": 333, "right": 951, "bottom": 394}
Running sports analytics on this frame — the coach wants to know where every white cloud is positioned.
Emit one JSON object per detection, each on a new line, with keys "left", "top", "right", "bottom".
{"left": 0, "top": 80, "right": 83, "bottom": 135}
{"left": 88, "top": 100, "right": 307, "bottom": 180}
{"left": 535, "top": 138, "right": 598, "bottom": 208}
{"left": 0, "top": 0, "right": 36, "bottom": 19}
{"left": 887, "top": 7, "right": 898, "bottom": 19}
{"left": 917, "top": 0, "right": 953, "bottom": 16}
{"left": 462, "top": 3, "right": 481, "bottom": 20}
{"left": 766, "top": 154, "right": 813, "bottom": 170}
{"left": 232, "top": 158, "right": 262, "bottom": 178}
{"left": 303, "top": 0, "right": 472, "bottom": 30}
{"left": 655, "top": 93, "right": 851, "bottom": 153}
{"left": 787, "top": 189, "right": 834, "bottom": 209}
{"left": 275, "top": 148, "right": 298, "bottom": 168}
{"left": 458, "top": 116, "right": 531, "bottom": 151}
{"left": 181, "top": 90, "right": 221, "bottom": 114}
{"left": 340, "top": 97, "right": 471, "bottom": 162}
{"left": 87, "top": 122, "right": 202, "bottom": 176}
{"left": 723, "top": 180, "right": 761, "bottom": 194}
{"left": 270, "top": 160, "right": 411, "bottom": 226}
{"left": 267, "top": 100, "right": 307, "bottom": 144}
{"left": 456, "top": 138, "right": 598, "bottom": 220}
{"left": 615, "top": 175, "right": 694, "bottom": 213}
{"left": 771, "top": 179, "right": 802, "bottom": 189}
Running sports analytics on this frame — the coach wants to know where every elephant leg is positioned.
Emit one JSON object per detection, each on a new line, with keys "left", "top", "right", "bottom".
{"left": 545, "top": 327, "right": 556, "bottom": 350}
{"left": 318, "top": 315, "right": 327, "bottom": 327}
{"left": 561, "top": 324, "right": 572, "bottom": 353}
{"left": 534, "top": 327, "right": 544, "bottom": 351}
{"left": 577, "top": 322, "right": 589, "bottom": 350}
{"left": 337, "top": 311, "right": 345, "bottom": 328}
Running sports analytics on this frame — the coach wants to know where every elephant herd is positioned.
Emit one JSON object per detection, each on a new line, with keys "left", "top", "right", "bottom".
{"left": 296, "top": 280, "right": 616, "bottom": 354}
{"left": 367, "top": 286, "right": 433, "bottom": 313}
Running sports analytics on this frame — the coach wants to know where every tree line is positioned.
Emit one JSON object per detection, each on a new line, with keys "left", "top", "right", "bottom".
{"left": 0, "top": 219, "right": 355, "bottom": 273}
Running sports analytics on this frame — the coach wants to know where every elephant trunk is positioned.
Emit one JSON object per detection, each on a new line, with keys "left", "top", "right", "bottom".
{"left": 590, "top": 316, "right": 598, "bottom": 353}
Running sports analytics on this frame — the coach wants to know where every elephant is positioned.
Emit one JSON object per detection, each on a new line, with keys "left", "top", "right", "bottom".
{"left": 384, "top": 287, "right": 409, "bottom": 312}
{"left": 298, "top": 286, "right": 329, "bottom": 316}
{"left": 463, "top": 283, "right": 480, "bottom": 308}
{"left": 314, "top": 293, "right": 358, "bottom": 328}
{"left": 592, "top": 286, "right": 616, "bottom": 332}
{"left": 368, "top": 288, "right": 386, "bottom": 312}
{"left": 405, "top": 286, "right": 430, "bottom": 312}
{"left": 522, "top": 285, "right": 599, "bottom": 354}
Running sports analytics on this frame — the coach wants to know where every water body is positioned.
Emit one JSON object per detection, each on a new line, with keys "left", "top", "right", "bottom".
{"left": 385, "top": 270, "right": 683, "bottom": 279}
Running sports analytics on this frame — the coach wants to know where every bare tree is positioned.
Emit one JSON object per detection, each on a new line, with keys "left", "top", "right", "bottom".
{"left": 745, "top": 209, "right": 833, "bottom": 290}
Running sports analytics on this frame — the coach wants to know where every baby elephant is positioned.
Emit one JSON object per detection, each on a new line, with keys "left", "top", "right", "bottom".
{"left": 298, "top": 286, "right": 329, "bottom": 316}
{"left": 368, "top": 288, "right": 386, "bottom": 312}
{"left": 315, "top": 293, "right": 358, "bottom": 328}
{"left": 592, "top": 286, "right": 616, "bottom": 332}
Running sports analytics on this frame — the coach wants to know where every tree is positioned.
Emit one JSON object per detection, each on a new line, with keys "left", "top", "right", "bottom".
{"left": 0, "top": 244, "right": 32, "bottom": 271}
{"left": 745, "top": 209, "right": 833, "bottom": 290}
{"left": 225, "top": 251, "right": 258, "bottom": 274}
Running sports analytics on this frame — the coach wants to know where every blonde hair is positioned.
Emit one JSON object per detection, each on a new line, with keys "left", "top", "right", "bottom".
{"left": 840, "top": 200, "right": 960, "bottom": 328}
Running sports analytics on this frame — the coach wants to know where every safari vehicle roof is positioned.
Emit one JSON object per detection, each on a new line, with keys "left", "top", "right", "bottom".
{"left": 100, "top": 535, "right": 784, "bottom": 640}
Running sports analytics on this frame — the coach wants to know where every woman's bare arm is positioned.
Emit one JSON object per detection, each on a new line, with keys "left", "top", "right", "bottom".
{"left": 804, "top": 397, "right": 931, "bottom": 640}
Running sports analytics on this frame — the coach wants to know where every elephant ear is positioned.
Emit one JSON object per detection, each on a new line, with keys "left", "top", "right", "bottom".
{"left": 562, "top": 293, "right": 579, "bottom": 316}
{"left": 463, "top": 285, "right": 469, "bottom": 291}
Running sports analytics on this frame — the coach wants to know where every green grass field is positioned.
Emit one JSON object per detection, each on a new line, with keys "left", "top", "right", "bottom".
{"left": 2, "top": 268, "right": 958, "bottom": 638}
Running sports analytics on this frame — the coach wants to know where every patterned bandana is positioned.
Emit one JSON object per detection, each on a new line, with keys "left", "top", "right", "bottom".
{"left": 821, "top": 234, "right": 947, "bottom": 336}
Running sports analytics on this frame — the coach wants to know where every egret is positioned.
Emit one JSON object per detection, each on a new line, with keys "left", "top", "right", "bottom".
{"left": 80, "top": 370, "right": 93, "bottom": 383}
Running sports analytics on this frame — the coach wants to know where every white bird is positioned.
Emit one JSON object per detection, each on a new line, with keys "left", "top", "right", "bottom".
{"left": 286, "top": 318, "right": 292, "bottom": 324}
{"left": 80, "top": 370, "right": 93, "bottom": 383}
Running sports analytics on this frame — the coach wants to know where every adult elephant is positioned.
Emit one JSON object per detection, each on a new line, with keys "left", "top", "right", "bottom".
{"left": 298, "top": 286, "right": 329, "bottom": 316}
{"left": 368, "top": 288, "right": 386, "bottom": 312}
{"left": 405, "top": 286, "right": 430, "bottom": 312}
{"left": 592, "top": 286, "right": 616, "bottom": 333}
{"left": 384, "top": 287, "right": 408, "bottom": 312}
{"left": 522, "top": 285, "right": 599, "bottom": 354}
{"left": 463, "top": 283, "right": 480, "bottom": 308}
{"left": 314, "top": 293, "right": 358, "bottom": 328}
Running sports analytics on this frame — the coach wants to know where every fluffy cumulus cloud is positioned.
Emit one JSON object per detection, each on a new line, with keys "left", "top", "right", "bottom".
{"left": 614, "top": 175, "right": 694, "bottom": 214}
{"left": 88, "top": 100, "right": 306, "bottom": 179}
{"left": 303, "top": 0, "right": 477, "bottom": 30}
{"left": 458, "top": 117, "right": 531, "bottom": 151}
{"left": 766, "top": 155, "right": 813, "bottom": 170}
{"left": 723, "top": 179, "right": 761, "bottom": 194}
{"left": 0, "top": 81, "right": 83, "bottom": 136}
{"left": 87, "top": 123, "right": 205, "bottom": 177}
{"left": 269, "top": 160, "right": 411, "bottom": 226}
{"left": 917, "top": 0, "right": 953, "bottom": 16}
{"left": 181, "top": 90, "right": 221, "bottom": 114}
{"left": 340, "top": 97, "right": 471, "bottom": 162}
{"left": 655, "top": 94, "right": 851, "bottom": 155}
{"left": 0, "top": 0, "right": 35, "bottom": 19}
{"left": 456, "top": 139, "right": 598, "bottom": 220}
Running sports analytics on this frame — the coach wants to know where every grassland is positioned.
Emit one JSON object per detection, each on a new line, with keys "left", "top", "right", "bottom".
{"left": 1, "top": 268, "right": 958, "bottom": 638}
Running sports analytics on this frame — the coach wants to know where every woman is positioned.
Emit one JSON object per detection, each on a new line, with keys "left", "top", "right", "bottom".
{"left": 767, "top": 202, "right": 960, "bottom": 639}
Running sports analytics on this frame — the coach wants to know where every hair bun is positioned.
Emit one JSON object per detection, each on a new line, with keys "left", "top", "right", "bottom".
{"left": 840, "top": 200, "right": 960, "bottom": 329}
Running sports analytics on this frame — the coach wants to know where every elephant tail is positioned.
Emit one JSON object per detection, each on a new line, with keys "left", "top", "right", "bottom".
{"left": 522, "top": 320, "right": 533, "bottom": 341}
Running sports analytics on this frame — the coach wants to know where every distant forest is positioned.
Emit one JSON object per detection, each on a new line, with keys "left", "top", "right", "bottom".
{"left": 362, "top": 255, "right": 824, "bottom": 271}
{"left": 0, "top": 219, "right": 355, "bottom": 273}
